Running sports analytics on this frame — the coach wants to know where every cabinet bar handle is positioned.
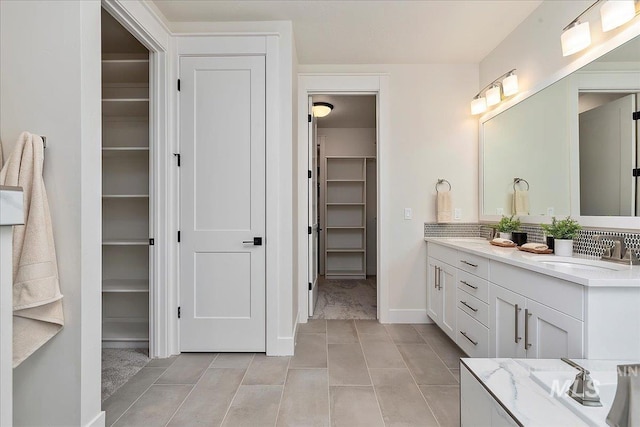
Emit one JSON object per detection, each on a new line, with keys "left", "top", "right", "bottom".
{"left": 460, "top": 331, "right": 478, "bottom": 346}
{"left": 434, "top": 266, "right": 439, "bottom": 289}
{"left": 515, "top": 304, "right": 522, "bottom": 343}
{"left": 461, "top": 260, "right": 478, "bottom": 268}
{"left": 460, "top": 280, "right": 478, "bottom": 290}
{"left": 525, "top": 308, "right": 532, "bottom": 349}
{"left": 460, "top": 301, "right": 478, "bottom": 312}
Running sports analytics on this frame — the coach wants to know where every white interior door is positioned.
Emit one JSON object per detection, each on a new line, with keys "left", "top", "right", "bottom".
{"left": 579, "top": 94, "right": 636, "bottom": 216}
{"left": 308, "top": 97, "right": 320, "bottom": 316}
{"left": 179, "top": 55, "right": 266, "bottom": 352}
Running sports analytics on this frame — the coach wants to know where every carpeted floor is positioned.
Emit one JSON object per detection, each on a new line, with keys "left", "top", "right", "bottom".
{"left": 312, "top": 276, "right": 377, "bottom": 319}
{"left": 102, "top": 348, "right": 149, "bottom": 402}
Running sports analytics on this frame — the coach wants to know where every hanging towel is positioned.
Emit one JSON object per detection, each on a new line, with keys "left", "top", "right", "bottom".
{"left": 0, "top": 132, "right": 64, "bottom": 367}
{"left": 513, "top": 189, "right": 530, "bottom": 215}
{"left": 437, "top": 191, "right": 452, "bottom": 223}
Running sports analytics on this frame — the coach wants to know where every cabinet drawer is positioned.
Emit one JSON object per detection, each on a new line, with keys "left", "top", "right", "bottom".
{"left": 457, "top": 270, "right": 489, "bottom": 303}
{"left": 427, "top": 243, "right": 458, "bottom": 266}
{"left": 457, "top": 288, "right": 489, "bottom": 327}
{"left": 456, "top": 251, "right": 489, "bottom": 280}
{"left": 457, "top": 309, "right": 489, "bottom": 357}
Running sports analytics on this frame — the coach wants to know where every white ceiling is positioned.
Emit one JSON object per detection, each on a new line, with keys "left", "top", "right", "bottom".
{"left": 151, "top": 0, "right": 542, "bottom": 64}
{"left": 313, "top": 95, "right": 376, "bottom": 128}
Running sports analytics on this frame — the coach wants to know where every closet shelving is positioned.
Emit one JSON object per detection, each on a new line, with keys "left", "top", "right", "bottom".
{"left": 101, "top": 52, "right": 151, "bottom": 347}
{"left": 324, "top": 156, "right": 371, "bottom": 279}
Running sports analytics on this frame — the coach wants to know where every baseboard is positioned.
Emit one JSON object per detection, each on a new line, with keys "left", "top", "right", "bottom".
{"left": 85, "top": 411, "right": 105, "bottom": 427}
{"left": 269, "top": 335, "right": 295, "bottom": 356}
{"left": 386, "top": 309, "right": 431, "bottom": 324}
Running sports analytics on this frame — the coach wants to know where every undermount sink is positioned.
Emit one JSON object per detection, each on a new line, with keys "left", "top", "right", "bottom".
{"left": 530, "top": 256, "right": 629, "bottom": 272}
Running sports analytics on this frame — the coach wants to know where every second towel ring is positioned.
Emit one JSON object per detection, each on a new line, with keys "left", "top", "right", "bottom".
{"left": 436, "top": 179, "right": 451, "bottom": 192}
{"left": 513, "top": 178, "right": 529, "bottom": 191}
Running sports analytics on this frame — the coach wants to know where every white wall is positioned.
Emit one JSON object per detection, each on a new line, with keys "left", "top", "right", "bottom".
{"left": 300, "top": 64, "right": 478, "bottom": 321}
{"left": 0, "top": 1, "right": 103, "bottom": 426}
{"left": 291, "top": 36, "right": 300, "bottom": 333}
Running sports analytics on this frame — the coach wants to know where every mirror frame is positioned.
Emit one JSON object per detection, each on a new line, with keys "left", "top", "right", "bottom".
{"left": 479, "top": 23, "right": 640, "bottom": 228}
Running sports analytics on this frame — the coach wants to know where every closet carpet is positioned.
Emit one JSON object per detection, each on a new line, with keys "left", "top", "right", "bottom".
{"left": 312, "top": 276, "right": 377, "bottom": 319}
{"left": 102, "top": 348, "right": 150, "bottom": 402}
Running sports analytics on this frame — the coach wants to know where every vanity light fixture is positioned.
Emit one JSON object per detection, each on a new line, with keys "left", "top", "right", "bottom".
{"left": 561, "top": 0, "right": 639, "bottom": 56}
{"left": 312, "top": 102, "right": 334, "bottom": 118}
{"left": 470, "top": 69, "right": 518, "bottom": 115}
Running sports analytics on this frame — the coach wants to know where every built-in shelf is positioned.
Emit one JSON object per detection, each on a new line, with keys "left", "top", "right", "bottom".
{"left": 102, "top": 318, "right": 149, "bottom": 342}
{"left": 102, "top": 194, "right": 150, "bottom": 199}
{"left": 326, "top": 249, "right": 365, "bottom": 253}
{"left": 102, "top": 147, "right": 150, "bottom": 151}
{"left": 326, "top": 226, "right": 365, "bottom": 229}
{"left": 325, "top": 269, "right": 366, "bottom": 276}
{"left": 103, "top": 99, "right": 149, "bottom": 117}
{"left": 102, "top": 279, "right": 149, "bottom": 293}
{"left": 326, "top": 179, "right": 365, "bottom": 182}
{"left": 102, "top": 239, "right": 149, "bottom": 246}
{"left": 326, "top": 203, "right": 365, "bottom": 206}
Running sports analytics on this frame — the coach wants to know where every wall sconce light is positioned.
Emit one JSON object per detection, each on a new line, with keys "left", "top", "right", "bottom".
{"left": 312, "top": 102, "right": 334, "bottom": 118}
{"left": 561, "top": 0, "right": 639, "bottom": 56}
{"left": 470, "top": 69, "right": 518, "bottom": 115}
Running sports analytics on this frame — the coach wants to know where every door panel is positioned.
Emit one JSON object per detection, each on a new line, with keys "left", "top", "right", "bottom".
{"left": 180, "top": 56, "right": 266, "bottom": 352}
{"left": 427, "top": 258, "right": 441, "bottom": 323}
{"left": 489, "top": 284, "right": 526, "bottom": 358}
{"left": 526, "top": 300, "right": 583, "bottom": 359}
{"left": 308, "top": 97, "right": 319, "bottom": 316}
{"left": 440, "top": 262, "right": 457, "bottom": 340}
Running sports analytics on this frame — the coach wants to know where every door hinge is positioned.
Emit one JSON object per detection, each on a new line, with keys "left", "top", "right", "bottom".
{"left": 149, "top": 238, "right": 155, "bottom": 246}
{"left": 308, "top": 226, "right": 312, "bottom": 235}
{"left": 633, "top": 168, "right": 640, "bottom": 177}
{"left": 177, "top": 231, "right": 181, "bottom": 242}
{"left": 633, "top": 111, "right": 640, "bottom": 121}
{"left": 308, "top": 114, "right": 312, "bottom": 123}
{"left": 178, "top": 307, "right": 181, "bottom": 318}
{"left": 308, "top": 170, "right": 312, "bottom": 179}
{"left": 309, "top": 282, "right": 312, "bottom": 291}
{"left": 173, "top": 153, "right": 181, "bottom": 167}
{"left": 177, "top": 79, "right": 181, "bottom": 91}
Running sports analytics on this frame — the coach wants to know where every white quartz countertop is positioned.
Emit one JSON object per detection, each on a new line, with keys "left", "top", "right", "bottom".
{"left": 461, "top": 358, "right": 637, "bottom": 427}
{"left": 424, "top": 237, "right": 640, "bottom": 287}
{"left": 0, "top": 186, "right": 24, "bottom": 226}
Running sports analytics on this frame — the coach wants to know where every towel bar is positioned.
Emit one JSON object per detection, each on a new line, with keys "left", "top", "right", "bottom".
{"left": 436, "top": 178, "right": 451, "bottom": 192}
{"left": 513, "top": 177, "right": 529, "bottom": 191}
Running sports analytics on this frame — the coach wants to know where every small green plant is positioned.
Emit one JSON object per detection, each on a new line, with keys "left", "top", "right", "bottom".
{"left": 541, "top": 216, "right": 582, "bottom": 240}
{"left": 496, "top": 215, "right": 521, "bottom": 233}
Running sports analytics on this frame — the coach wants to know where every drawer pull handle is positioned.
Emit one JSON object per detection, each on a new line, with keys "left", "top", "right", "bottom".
{"left": 460, "top": 301, "right": 478, "bottom": 312}
{"left": 525, "top": 309, "right": 532, "bottom": 349}
{"left": 460, "top": 331, "right": 478, "bottom": 346}
{"left": 460, "top": 280, "right": 478, "bottom": 290}
{"left": 514, "top": 304, "right": 522, "bottom": 344}
{"left": 461, "top": 260, "right": 478, "bottom": 268}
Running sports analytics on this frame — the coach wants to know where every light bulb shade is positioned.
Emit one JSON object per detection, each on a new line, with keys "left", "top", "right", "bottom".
{"left": 502, "top": 73, "right": 519, "bottom": 97}
{"left": 471, "top": 97, "right": 487, "bottom": 115}
{"left": 600, "top": 0, "right": 636, "bottom": 32}
{"left": 312, "top": 102, "right": 333, "bottom": 118}
{"left": 561, "top": 21, "right": 591, "bottom": 56}
{"left": 485, "top": 85, "right": 501, "bottom": 107}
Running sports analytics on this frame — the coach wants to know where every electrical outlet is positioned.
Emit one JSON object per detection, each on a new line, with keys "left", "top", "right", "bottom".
{"left": 547, "top": 207, "right": 554, "bottom": 216}
{"left": 454, "top": 208, "right": 462, "bottom": 220}
{"left": 496, "top": 208, "right": 504, "bottom": 215}
{"left": 404, "top": 208, "right": 412, "bottom": 220}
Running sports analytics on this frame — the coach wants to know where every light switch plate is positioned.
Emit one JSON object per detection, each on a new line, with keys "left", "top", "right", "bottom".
{"left": 454, "top": 208, "right": 462, "bottom": 220}
{"left": 547, "top": 207, "right": 554, "bottom": 216}
{"left": 496, "top": 208, "right": 504, "bottom": 215}
{"left": 404, "top": 208, "right": 412, "bottom": 220}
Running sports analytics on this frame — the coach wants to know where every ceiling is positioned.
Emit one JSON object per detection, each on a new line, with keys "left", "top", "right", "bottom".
{"left": 151, "top": 0, "right": 542, "bottom": 64}
{"left": 313, "top": 95, "right": 376, "bottom": 128}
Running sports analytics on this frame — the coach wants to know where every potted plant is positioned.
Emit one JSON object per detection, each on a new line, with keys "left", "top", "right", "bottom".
{"left": 496, "top": 215, "right": 521, "bottom": 240}
{"left": 541, "top": 216, "right": 582, "bottom": 256}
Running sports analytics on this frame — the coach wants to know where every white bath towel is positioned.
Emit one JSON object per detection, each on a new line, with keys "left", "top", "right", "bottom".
{"left": 513, "top": 189, "right": 529, "bottom": 215}
{"left": 437, "top": 191, "right": 452, "bottom": 223}
{"left": 0, "top": 132, "right": 63, "bottom": 367}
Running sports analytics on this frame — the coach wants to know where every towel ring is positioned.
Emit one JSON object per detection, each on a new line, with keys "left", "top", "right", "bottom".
{"left": 513, "top": 178, "right": 529, "bottom": 191}
{"left": 436, "top": 178, "right": 451, "bottom": 192}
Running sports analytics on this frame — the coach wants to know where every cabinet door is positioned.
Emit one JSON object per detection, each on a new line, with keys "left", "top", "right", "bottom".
{"left": 525, "top": 299, "right": 583, "bottom": 359}
{"left": 427, "top": 257, "right": 441, "bottom": 324}
{"left": 489, "top": 284, "right": 526, "bottom": 358}
{"left": 440, "top": 262, "right": 457, "bottom": 340}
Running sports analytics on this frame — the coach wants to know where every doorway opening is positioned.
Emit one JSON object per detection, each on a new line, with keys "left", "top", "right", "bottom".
{"left": 308, "top": 95, "right": 378, "bottom": 320}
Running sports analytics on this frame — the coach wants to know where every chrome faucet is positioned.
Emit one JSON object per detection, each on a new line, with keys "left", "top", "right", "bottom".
{"left": 593, "top": 235, "right": 640, "bottom": 265}
{"left": 561, "top": 358, "right": 602, "bottom": 407}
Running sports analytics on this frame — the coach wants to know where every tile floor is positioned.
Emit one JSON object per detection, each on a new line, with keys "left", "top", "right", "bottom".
{"left": 103, "top": 321, "right": 464, "bottom": 426}
{"left": 312, "top": 276, "right": 377, "bottom": 320}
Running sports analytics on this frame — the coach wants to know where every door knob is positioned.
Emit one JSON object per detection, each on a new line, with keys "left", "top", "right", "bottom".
{"left": 242, "top": 237, "right": 263, "bottom": 246}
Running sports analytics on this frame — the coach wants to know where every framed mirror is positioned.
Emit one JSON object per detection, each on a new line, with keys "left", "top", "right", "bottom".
{"left": 480, "top": 34, "right": 640, "bottom": 229}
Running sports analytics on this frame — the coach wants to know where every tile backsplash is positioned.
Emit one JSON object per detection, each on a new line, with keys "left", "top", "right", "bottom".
{"left": 424, "top": 222, "right": 640, "bottom": 257}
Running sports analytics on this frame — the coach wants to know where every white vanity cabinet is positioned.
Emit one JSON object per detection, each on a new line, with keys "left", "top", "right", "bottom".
{"left": 427, "top": 254, "right": 457, "bottom": 340}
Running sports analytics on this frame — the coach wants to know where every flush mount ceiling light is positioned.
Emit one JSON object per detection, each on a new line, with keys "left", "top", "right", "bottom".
{"left": 600, "top": 0, "right": 637, "bottom": 31}
{"left": 470, "top": 69, "right": 518, "bottom": 115}
{"left": 312, "top": 102, "right": 334, "bottom": 118}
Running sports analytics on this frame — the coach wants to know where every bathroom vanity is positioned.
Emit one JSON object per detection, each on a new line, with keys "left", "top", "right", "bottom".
{"left": 425, "top": 238, "right": 640, "bottom": 360}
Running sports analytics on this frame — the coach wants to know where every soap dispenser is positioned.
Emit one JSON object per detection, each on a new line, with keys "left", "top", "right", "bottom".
{"left": 606, "top": 364, "right": 640, "bottom": 427}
